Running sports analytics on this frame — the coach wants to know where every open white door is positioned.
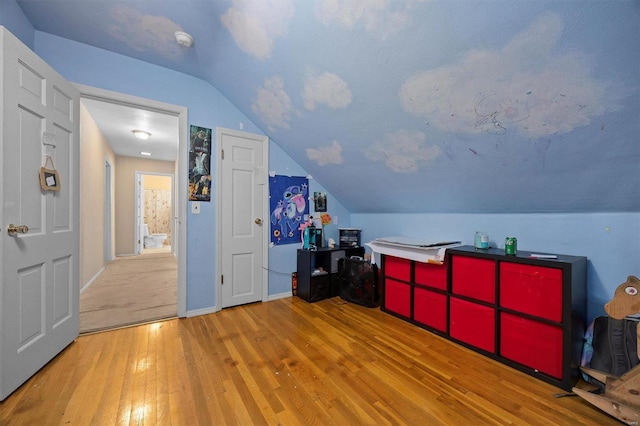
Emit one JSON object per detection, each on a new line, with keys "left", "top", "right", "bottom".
{"left": 0, "top": 27, "right": 80, "bottom": 400}
{"left": 217, "top": 128, "right": 269, "bottom": 309}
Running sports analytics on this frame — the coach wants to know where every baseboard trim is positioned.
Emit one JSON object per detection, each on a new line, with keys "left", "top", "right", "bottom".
{"left": 185, "top": 293, "right": 292, "bottom": 318}
{"left": 80, "top": 266, "right": 105, "bottom": 294}
{"left": 186, "top": 306, "right": 217, "bottom": 318}
{"left": 267, "top": 292, "right": 292, "bottom": 301}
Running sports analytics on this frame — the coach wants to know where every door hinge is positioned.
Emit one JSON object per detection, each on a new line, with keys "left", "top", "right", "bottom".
{"left": 221, "top": 149, "right": 224, "bottom": 160}
{"left": 221, "top": 275, "right": 224, "bottom": 285}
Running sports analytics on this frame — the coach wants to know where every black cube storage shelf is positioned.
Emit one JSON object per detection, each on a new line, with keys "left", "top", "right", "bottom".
{"left": 296, "top": 247, "right": 365, "bottom": 303}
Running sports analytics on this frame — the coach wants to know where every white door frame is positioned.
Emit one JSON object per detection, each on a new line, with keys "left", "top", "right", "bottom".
{"left": 136, "top": 171, "right": 174, "bottom": 253}
{"left": 215, "top": 128, "right": 269, "bottom": 311}
{"left": 75, "top": 84, "right": 188, "bottom": 318}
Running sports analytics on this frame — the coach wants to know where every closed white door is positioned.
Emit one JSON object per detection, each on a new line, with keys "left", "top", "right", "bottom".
{"left": 217, "top": 128, "right": 268, "bottom": 309}
{"left": 0, "top": 27, "right": 80, "bottom": 400}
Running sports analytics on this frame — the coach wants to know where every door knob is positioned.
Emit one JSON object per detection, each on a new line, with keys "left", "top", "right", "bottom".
{"left": 8, "top": 224, "right": 29, "bottom": 236}
{"left": 255, "top": 218, "right": 263, "bottom": 225}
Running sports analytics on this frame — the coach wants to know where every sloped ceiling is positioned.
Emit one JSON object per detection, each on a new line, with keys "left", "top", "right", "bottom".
{"left": 16, "top": 0, "right": 640, "bottom": 214}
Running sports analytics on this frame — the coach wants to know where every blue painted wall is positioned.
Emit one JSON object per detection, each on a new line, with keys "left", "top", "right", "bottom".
{"left": 0, "top": 0, "right": 34, "bottom": 48}
{"left": 30, "top": 31, "right": 343, "bottom": 311}
{"left": 2, "top": 2, "right": 638, "bottom": 322}
{"left": 30, "top": 31, "right": 259, "bottom": 312}
{"left": 267, "top": 142, "right": 353, "bottom": 297}
{"left": 0, "top": 3, "right": 348, "bottom": 311}
{"left": 353, "top": 212, "right": 639, "bottom": 322}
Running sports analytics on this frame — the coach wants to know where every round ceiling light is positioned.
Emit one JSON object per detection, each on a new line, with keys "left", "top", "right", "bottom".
{"left": 175, "top": 31, "right": 194, "bottom": 48}
{"left": 132, "top": 130, "right": 151, "bottom": 140}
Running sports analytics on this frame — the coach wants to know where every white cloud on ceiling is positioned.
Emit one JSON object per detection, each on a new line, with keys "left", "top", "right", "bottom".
{"left": 306, "top": 140, "right": 344, "bottom": 166}
{"left": 252, "top": 76, "right": 295, "bottom": 131}
{"left": 108, "top": 5, "right": 183, "bottom": 58}
{"left": 365, "top": 130, "right": 441, "bottom": 173}
{"left": 303, "top": 72, "right": 353, "bottom": 110}
{"left": 400, "top": 12, "right": 609, "bottom": 137}
{"left": 315, "top": 0, "right": 428, "bottom": 38}
{"left": 221, "top": 0, "right": 294, "bottom": 59}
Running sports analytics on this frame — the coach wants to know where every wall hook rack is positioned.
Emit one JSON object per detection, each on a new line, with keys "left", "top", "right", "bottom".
{"left": 42, "top": 131, "right": 56, "bottom": 148}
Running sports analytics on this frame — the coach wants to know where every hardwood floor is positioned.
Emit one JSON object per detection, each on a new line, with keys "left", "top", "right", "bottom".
{"left": 1, "top": 297, "right": 617, "bottom": 425}
{"left": 80, "top": 249, "right": 177, "bottom": 333}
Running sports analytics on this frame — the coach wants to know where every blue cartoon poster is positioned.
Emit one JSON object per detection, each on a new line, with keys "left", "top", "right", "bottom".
{"left": 269, "top": 175, "right": 309, "bottom": 245}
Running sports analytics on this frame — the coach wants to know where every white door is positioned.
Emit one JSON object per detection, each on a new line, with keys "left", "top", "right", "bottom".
{"left": 136, "top": 172, "right": 145, "bottom": 254}
{"left": 0, "top": 27, "right": 80, "bottom": 400}
{"left": 217, "top": 128, "right": 268, "bottom": 309}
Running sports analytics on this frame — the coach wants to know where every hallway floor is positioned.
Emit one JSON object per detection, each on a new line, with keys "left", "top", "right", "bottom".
{"left": 80, "top": 249, "right": 177, "bottom": 333}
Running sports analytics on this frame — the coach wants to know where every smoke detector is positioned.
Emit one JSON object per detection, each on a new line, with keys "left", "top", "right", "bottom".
{"left": 175, "top": 31, "right": 194, "bottom": 48}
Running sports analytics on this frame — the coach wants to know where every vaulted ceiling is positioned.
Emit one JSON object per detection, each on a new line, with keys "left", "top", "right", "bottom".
{"left": 16, "top": 0, "right": 640, "bottom": 213}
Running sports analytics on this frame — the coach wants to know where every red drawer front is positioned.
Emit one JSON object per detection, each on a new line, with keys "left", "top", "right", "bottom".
{"left": 449, "top": 297, "right": 495, "bottom": 353}
{"left": 385, "top": 256, "right": 411, "bottom": 282}
{"left": 414, "top": 287, "right": 447, "bottom": 332}
{"left": 452, "top": 256, "right": 495, "bottom": 303}
{"left": 415, "top": 261, "right": 447, "bottom": 290}
{"left": 500, "top": 263, "right": 563, "bottom": 322}
{"left": 500, "top": 313, "right": 563, "bottom": 379}
{"left": 384, "top": 278, "right": 411, "bottom": 317}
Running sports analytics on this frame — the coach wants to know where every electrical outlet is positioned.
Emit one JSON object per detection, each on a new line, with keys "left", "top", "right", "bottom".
{"left": 191, "top": 201, "right": 200, "bottom": 214}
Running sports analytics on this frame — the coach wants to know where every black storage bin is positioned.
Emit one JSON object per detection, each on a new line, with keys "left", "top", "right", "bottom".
{"left": 337, "top": 257, "right": 379, "bottom": 307}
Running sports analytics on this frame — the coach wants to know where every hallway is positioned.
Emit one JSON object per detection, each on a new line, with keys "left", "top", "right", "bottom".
{"left": 80, "top": 249, "right": 177, "bottom": 333}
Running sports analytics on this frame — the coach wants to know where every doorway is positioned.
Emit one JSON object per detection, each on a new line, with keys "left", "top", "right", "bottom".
{"left": 76, "top": 84, "right": 187, "bottom": 328}
{"left": 137, "top": 172, "right": 174, "bottom": 255}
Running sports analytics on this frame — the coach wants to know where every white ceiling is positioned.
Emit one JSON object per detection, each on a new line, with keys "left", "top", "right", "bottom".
{"left": 82, "top": 98, "right": 179, "bottom": 162}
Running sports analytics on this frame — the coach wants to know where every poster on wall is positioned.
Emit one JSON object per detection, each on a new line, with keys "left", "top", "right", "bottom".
{"left": 188, "top": 125, "right": 212, "bottom": 201}
{"left": 269, "top": 175, "right": 309, "bottom": 246}
{"left": 314, "top": 192, "right": 327, "bottom": 212}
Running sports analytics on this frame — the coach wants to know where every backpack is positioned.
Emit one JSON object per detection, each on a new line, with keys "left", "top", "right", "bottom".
{"left": 337, "top": 257, "right": 379, "bottom": 308}
{"left": 584, "top": 316, "right": 639, "bottom": 387}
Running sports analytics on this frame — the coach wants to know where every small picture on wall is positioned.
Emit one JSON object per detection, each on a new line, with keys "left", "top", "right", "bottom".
{"left": 189, "top": 125, "right": 212, "bottom": 201}
{"left": 39, "top": 167, "right": 61, "bottom": 191}
{"left": 314, "top": 192, "right": 327, "bottom": 212}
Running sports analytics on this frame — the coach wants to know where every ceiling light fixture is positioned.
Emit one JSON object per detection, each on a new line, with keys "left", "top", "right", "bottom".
{"left": 132, "top": 130, "right": 151, "bottom": 140}
{"left": 140, "top": 151, "right": 152, "bottom": 156}
{"left": 175, "top": 31, "right": 194, "bottom": 48}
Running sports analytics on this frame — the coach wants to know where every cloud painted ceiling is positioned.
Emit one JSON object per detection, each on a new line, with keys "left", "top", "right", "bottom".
{"left": 16, "top": 0, "right": 640, "bottom": 213}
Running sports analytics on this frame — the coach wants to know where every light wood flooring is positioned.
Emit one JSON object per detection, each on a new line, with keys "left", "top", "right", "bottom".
{"left": 80, "top": 249, "right": 177, "bottom": 333}
{"left": 0, "top": 296, "right": 618, "bottom": 425}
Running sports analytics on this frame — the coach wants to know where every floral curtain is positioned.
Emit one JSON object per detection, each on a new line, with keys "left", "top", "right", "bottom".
{"left": 144, "top": 189, "right": 171, "bottom": 245}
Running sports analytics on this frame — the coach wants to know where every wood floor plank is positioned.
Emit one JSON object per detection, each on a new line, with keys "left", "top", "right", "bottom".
{"left": 0, "top": 296, "right": 621, "bottom": 425}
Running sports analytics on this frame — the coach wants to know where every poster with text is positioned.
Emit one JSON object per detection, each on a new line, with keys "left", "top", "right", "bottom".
{"left": 189, "top": 125, "right": 212, "bottom": 201}
{"left": 269, "top": 175, "right": 309, "bottom": 245}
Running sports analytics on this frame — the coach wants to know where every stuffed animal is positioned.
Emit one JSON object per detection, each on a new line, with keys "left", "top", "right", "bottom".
{"left": 605, "top": 275, "right": 640, "bottom": 361}
{"left": 573, "top": 275, "right": 640, "bottom": 425}
{"left": 605, "top": 275, "right": 640, "bottom": 320}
